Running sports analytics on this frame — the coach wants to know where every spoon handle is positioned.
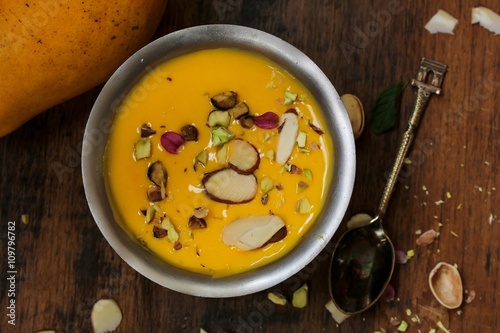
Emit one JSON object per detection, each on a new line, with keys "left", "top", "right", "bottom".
{"left": 377, "top": 58, "right": 447, "bottom": 218}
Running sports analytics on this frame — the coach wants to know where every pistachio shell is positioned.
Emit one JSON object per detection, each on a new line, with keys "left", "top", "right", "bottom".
{"left": 429, "top": 262, "right": 463, "bottom": 309}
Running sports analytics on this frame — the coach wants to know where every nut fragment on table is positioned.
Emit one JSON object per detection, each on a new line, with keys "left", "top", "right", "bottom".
{"left": 91, "top": 299, "right": 123, "bottom": 333}
{"left": 340, "top": 94, "right": 365, "bottom": 139}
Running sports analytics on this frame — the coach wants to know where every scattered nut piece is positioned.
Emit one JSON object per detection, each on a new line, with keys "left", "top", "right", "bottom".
{"left": 21, "top": 214, "right": 29, "bottom": 225}
{"left": 134, "top": 139, "right": 152, "bottom": 160}
{"left": 346, "top": 213, "right": 372, "bottom": 230}
{"left": 180, "top": 124, "right": 199, "bottom": 142}
{"left": 193, "top": 207, "right": 209, "bottom": 219}
{"left": 425, "top": 9, "right": 458, "bottom": 35}
{"left": 188, "top": 216, "right": 207, "bottom": 229}
{"left": 267, "top": 292, "right": 287, "bottom": 305}
{"left": 141, "top": 124, "right": 156, "bottom": 137}
{"left": 340, "top": 94, "right": 365, "bottom": 138}
{"left": 325, "top": 300, "right": 350, "bottom": 324}
{"left": 292, "top": 283, "right": 308, "bottom": 308}
{"left": 472, "top": 6, "right": 500, "bottom": 34}
{"left": 91, "top": 299, "right": 123, "bottom": 333}
{"left": 416, "top": 229, "right": 439, "bottom": 246}
{"left": 210, "top": 91, "right": 238, "bottom": 110}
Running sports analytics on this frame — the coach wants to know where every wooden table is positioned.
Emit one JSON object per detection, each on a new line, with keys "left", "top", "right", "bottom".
{"left": 1, "top": 1, "right": 499, "bottom": 332}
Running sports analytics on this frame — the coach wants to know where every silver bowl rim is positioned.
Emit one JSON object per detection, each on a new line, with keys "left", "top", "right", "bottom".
{"left": 82, "top": 24, "right": 355, "bottom": 298}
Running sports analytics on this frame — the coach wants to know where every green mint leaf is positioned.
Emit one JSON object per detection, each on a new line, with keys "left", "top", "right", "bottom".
{"left": 370, "top": 81, "right": 409, "bottom": 134}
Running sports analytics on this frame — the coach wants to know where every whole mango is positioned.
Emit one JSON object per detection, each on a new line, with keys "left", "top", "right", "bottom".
{"left": 0, "top": 0, "right": 167, "bottom": 137}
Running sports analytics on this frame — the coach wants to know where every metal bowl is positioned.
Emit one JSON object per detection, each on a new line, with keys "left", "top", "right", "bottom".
{"left": 82, "top": 24, "right": 355, "bottom": 297}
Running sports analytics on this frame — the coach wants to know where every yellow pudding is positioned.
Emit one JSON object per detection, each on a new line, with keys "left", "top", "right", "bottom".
{"left": 104, "top": 48, "right": 333, "bottom": 277}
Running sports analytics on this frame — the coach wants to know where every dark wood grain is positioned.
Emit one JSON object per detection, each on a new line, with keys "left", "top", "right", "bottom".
{"left": 1, "top": 0, "right": 499, "bottom": 332}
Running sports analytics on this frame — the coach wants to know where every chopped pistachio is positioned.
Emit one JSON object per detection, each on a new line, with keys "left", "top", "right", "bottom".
{"left": 260, "top": 176, "right": 274, "bottom": 194}
{"left": 406, "top": 249, "right": 415, "bottom": 259}
{"left": 297, "top": 197, "right": 312, "bottom": 214}
{"left": 21, "top": 214, "right": 29, "bottom": 225}
{"left": 298, "top": 147, "right": 311, "bottom": 153}
{"left": 436, "top": 321, "right": 451, "bottom": 333}
{"left": 210, "top": 91, "right": 237, "bottom": 110}
{"left": 188, "top": 215, "right": 207, "bottom": 229}
{"left": 261, "top": 193, "right": 269, "bottom": 205}
{"left": 397, "top": 320, "right": 408, "bottom": 332}
{"left": 451, "top": 231, "right": 459, "bottom": 237}
{"left": 216, "top": 144, "right": 228, "bottom": 164}
{"left": 193, "top": 207, "right": 209, "bottom": 219}
{"left": 405, "top": 308, "right": 412, "bottom": 316}
{"left": 429, "top": 329, "right": 436, "bottom": 333}
{"left": 211, "top": 127, "right": 234, "bottom": 146}
{"left": 239, "top": 115, "right": 254, "bottom": 129}
{"left": 200, "top": 329, "right": 208, "bottom": 333}
{"left": 153, "top": 204, "right": 162, "bottom": 214}
{"left": 265, "top": 150, "right": 275, "bottom": 161}
{"left": 296, "top": 181, "right": 309, "bottom": 193}
{"left": 207, "top": 110, "right": 231, "bottom": 128}
{"left": 147, "top": 161, "right": 168, "bottom": 187}
{"left": 267, "top": 292, "right": 287, "bottom": 305}
{"left": 153, "top": 225, "right": 167, "bottom": 238}
{"left": 264, "top": 133, "right": 272, "bottom": 142}
{"left": 284, "top": 90, "right": 298, "bottom": 104}
{"left": 266, "top": 81, "right": 276, "bottom": 89}
{"left": 228, "top": 101, "right": 250, "bottom": 120}
{"left": 180, "top": 124, "right": 199, "bottom": 142}
{"left": 303, "top": 168, "right": 313, "bottom": 181}
{"left": 196, "top": 149, "right": 209, "bottom": 167}
{"left": 292, "top": 283, "right": 308, "bottom": 308}
{"left": 134, "top": 139, "right": 151, "bottom": 160}
{"left": 296, "top": 131, "right": 307, "bottom": 147}
{"left": 145, "top": 206, "right": 156, "bottom": 223}
{"left": 161, "top": 217, "right": 179, "bottom": 244}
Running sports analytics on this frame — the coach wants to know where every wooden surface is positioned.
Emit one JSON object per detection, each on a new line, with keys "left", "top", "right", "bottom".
{"left": 1, "top": 1, "right": 499, "bottom": 332}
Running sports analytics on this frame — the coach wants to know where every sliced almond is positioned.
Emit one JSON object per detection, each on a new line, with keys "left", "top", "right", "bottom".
{"left": 228, "top": 139, "right": 260, "bottom": 174}
{"left": 91, "top": 299, "right": 123, "bottom": 333}
{"left": 276, "top": 110, "right": 299, "bottom": 165}
{"left": 202, "top": 168, "right": 257, "bottom": 204}
{"left": 222, "top": 215, "right": 285, "bottom": 250}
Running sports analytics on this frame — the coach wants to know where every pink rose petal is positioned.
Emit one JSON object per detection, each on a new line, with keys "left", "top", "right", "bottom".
{"left": 161, "top": 131, "right": 185, "bottom": 154}
{"left": 253, "top": 112, "right": 280, "bottom": 129}
{"left": 381, "top": 283, "right": 395, "bottom": 302}
{"left": 395, "top": 248, "right": 407, "bottom": 264}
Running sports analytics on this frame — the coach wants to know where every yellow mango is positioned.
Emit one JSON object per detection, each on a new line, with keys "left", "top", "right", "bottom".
{"left": 0, "top": 0, "right": 167, "bottom": 137}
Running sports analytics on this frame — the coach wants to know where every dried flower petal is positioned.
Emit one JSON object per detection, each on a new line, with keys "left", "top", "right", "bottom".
{"left": 253, "top": 112, "right": 280, "bottom": 129}
{"left": 381, "top": 283, "right": 395, "bottom": 302}
{"left": 395, "top": 248, "right": 408, "bottom": 264}
{"left": 465, "top": 290, "right": 476, "bottom": 303}
{"left": 161, "top": 131, "right": 185, "bottom": 154}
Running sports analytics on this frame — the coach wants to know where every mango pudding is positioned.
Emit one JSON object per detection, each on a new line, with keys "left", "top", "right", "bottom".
{"left": 104, "top": 48, "right": 333, "bottom": 277}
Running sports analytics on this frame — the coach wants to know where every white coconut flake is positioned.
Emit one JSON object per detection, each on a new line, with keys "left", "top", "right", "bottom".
{"left": 425, "top": 9, "right": 459, "bottom": 34}
{"left": 472, "top": 7, "right": 500, "bottom": 34}
{"left": 91, "top": 299, "right": 123, "bottom": 333}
